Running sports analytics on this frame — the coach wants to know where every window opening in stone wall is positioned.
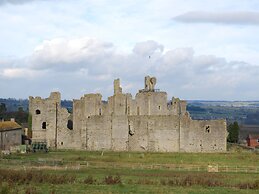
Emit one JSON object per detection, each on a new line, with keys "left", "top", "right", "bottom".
{"left": 67, "top": 120, "right": 73, "bottom": 130}
{"left": 257, "top": 139, "right": 259, "bottom": 143}
{"left": 158, "top": 106, "right": 161, "bottom": 110}
{"left": 36, "top": 109, "right": 41, "bottom": 115}
{"left": 99, "top": 108, "right": 102, "bottom": 115}
{"left": 137, "top": 107, "right": 140, "bottom": 115}
{"left": 205, "top": 126, "right": 210, "bottom": 133}
{"left": 42, "top": 122, "right": 46, "bottom": 129}
{"left": 129, "top": 125, "right": 134, "bottom": 136}
{"left": 61, "top": 142, "right": 63, "bottom": 145}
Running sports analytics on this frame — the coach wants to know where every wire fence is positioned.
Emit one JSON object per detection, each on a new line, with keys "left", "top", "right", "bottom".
{"left": 0, "top": 159, "right": 258, "bottom": 174}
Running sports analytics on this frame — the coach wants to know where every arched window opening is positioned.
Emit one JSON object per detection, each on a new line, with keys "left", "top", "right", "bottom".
{"left": 67, "top": 120, "right": 73, "bottom": 130}
{"left": 99, "top": 108, "right": 102, "bottom": 116}
{"left": 36, "top": 109, "right": 41, "bottom": 115}
{"left": 42, "top": 122, "right": 46, "bottom": 129}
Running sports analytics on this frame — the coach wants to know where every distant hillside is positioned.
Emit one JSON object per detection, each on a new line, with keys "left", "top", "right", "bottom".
{"left": 186, "top": 101, "right": 259, "bottom": 125}
{"left": 187, "top": 100, "right": 259, "bottom": 125}
{"left": 0, "top": 98, "right": 29, "bottom": 112}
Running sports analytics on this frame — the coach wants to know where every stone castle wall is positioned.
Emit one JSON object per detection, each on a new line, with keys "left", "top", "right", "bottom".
{"left": 29, "top": 76, "right": 227, "bottom": 152}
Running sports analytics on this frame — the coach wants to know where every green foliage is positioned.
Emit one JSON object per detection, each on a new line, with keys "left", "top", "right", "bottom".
{"left": 0, "top": 108, "right": 28, "bottom": 125}
{"left": 0, "top": 103, "right": 7, "bottom": 114}
{"left": 227, "top": 121, "right": 240, "bottom": 143}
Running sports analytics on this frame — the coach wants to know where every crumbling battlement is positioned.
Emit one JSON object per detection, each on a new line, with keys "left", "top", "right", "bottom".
{"left": 29, "top": 76, "right": 227, "bottom": 152}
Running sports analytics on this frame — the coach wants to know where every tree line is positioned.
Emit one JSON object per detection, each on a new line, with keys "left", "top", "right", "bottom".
{"left": 0, "top": 103, "right": 29, "bottom": 125}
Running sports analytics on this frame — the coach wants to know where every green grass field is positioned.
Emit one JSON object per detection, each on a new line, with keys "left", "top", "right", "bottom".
{"left": 0, "top": 147, "right": 259, "bottom": 194}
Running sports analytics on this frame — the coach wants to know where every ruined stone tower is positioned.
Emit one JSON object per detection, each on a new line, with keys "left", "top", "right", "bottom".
{"left": 29, "top": 76, "right": 227, "bottom": 152}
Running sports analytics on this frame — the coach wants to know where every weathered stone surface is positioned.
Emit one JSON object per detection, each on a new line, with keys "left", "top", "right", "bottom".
{"left": 29, "top": 76, "right": 227, "bottom": 152}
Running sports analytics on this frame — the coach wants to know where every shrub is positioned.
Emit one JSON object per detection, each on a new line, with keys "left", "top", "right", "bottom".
{"left": 0, "top": 169, "right": 75, "bottom": 185}
{"left": 83, "top": 176, "right": 96, "bottom": 185}
{"left": 25, "top": 186, "right": 38, "bottom": 194}
{"left": 104, "top": 175, "right": 121, "bottom": 185}
{"left": 162, "top": 174, "right": 223, "bottom": 187}
{"left": 237, "top": 180, "right": 259, "bottom": 190}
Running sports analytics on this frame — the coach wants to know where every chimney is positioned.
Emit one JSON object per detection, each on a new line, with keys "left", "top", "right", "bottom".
{"left": 24, "top": 128, "right": 28, "bottom": 136}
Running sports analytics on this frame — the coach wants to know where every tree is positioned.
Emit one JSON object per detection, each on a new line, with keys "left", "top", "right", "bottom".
{"left": 18, "top": 106, "right": 24, "bottom": 112}
{"left": 0, "top": 103, "right": 7, "bottom": 113}
{"left": 227, "top": 121, "right": 240, "bottom": 143}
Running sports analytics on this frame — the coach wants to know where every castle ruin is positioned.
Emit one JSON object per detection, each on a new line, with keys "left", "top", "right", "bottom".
{"left": 29, "top": 76, "right": 227, "bottom": 152}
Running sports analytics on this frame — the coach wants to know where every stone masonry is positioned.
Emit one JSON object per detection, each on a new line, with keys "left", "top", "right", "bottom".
{"left": 29, "top": 76, "right": 227, "bottom": 152}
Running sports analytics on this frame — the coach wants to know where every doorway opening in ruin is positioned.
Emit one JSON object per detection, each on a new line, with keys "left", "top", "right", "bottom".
{"left": 67, "top": 120, "right": 73, "bottom": 130}
{"left": 42, "top": 122, "right": 46, "bottom": 129}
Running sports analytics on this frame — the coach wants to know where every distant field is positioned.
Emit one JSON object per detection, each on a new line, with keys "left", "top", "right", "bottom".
{"left": 0, "top": 147, "right": 259, "bottom": 193}
{"left": 187, "top": 102, "right": 259, "bottom": 124}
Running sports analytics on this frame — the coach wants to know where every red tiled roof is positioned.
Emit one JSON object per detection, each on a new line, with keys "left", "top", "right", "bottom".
{"left": 247, "top": 134, "right": 259, "bottom": 139}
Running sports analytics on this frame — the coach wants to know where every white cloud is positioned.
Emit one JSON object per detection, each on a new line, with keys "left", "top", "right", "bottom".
{"left": 1, "top": 37, "right": 259, "bottom": 100}
{"left": 133, "top": 40, "right": 164, "bottom": 57}
{"left": 0, "top": 68, "right": 42, "bottom": 78}
{"left": 0, "top": 0, "right": 34, "bottom": 6}
{"left": 173, "top": 11, "right": 259, "bottom": 25}
{"left": 29, "top": 37, "right": 116, "bottom": 74}
{"left": 0, "top": 0, "right": 259, "bottom": 100}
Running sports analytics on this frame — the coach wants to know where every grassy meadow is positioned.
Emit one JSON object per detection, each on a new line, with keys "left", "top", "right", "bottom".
{"left": 0, "top": 146, "right": 259, "bottom": 193}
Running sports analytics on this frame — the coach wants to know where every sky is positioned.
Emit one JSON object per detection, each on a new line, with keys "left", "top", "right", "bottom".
{"left": 0, "top": 0, "right": 259, "bottom": 100}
